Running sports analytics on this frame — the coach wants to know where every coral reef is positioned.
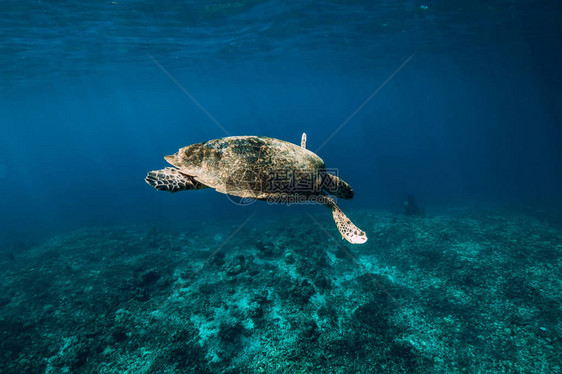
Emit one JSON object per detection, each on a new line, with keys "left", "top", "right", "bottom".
{"left": 0, "top": 207, "right": 560, "bottom": 373}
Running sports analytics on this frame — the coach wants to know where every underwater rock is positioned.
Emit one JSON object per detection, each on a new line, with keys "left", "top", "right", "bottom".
{"left": 110, "top": 326, "right": 128, "bottom": 342}
{"left": 224, "top": 254, "right": 247, "bottom": 276}
{"left": 249, "top": 303, "right": 264, "bottom": 319}
{"left": 300, "top": 319, "right": 319, "bottom": 341}
{"left": 289, "top": 279, "right": 316, "bottom": 304}
{"left": 353, "top": 299, "right": 399, "bottom": 337}
{"left": 219, "top": 321, "right": 247, "bottom": 345}
{"left": 255, "top": 240, "right": 276, "bottom": 256}
{"left": 131, "top": 287, "right": 150, "bottom": 302}
{"left": 313, "top": 274, "right": 331, "bottom": 290}
{"left": 209, "top": 251, "right": 226, "bottom": 266}
{"left": 139, "top": 269, "right": 160, "bottom": 286}
{"left": 284, "top": 251, "right": 295, "bottom": 264}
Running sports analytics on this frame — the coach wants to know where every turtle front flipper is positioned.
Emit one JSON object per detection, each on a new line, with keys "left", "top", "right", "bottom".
{"left": 145, "top": 167, "right": 208, "bottom": 193}
{"left": 322, "top": 196, "right": 367, "bottom": 244}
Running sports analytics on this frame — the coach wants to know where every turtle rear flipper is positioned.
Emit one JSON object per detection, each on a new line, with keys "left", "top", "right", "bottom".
{"left": 322, "top": 196, "right": 367, "bottom": 244}
{"left": 145, "top": 167, "right": 208, "bottom": 193}
{"left": 324, "top": 173, "right": 354, "bottom": 200}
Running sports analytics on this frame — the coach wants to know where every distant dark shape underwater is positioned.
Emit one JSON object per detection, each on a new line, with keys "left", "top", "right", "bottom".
{"left": 404, "top": 194, "right": 424, "bottom": 217}
{"left": 146, "top": 133, "right": 367, "bottom": 244}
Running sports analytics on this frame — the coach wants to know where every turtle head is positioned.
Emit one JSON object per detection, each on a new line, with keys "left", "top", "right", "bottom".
{"left": 165, "top": 154, "right": 183, "bottom": 168}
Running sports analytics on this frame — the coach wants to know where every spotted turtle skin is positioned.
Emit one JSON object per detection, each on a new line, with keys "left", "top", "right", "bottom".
{"left": 164, "top": 136, "right": 329, "bottom": 200}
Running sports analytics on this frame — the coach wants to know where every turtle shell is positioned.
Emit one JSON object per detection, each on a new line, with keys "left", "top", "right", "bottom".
{"left": 164, "top": 136, "right": 326, "bottom": 200}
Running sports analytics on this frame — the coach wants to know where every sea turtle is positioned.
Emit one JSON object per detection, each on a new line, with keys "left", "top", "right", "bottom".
{"left": 145, "top": 133, "right": 367, "bottom": 244}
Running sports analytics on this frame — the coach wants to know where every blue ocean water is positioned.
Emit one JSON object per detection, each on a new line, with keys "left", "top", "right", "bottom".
{"left": 1, "top": 0, "right": 560, "bottom": 238}
{"left": 1, "top": 1, "right": 561, "bottom": 372}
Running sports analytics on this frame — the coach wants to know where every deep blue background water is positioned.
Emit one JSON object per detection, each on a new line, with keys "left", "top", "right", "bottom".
{"left": 1, "top": 0, "right": 561, "bottom": 240}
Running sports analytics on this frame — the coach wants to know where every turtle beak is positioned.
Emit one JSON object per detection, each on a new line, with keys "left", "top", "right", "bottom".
{"left": 164, "top": 155, "right": 175, "bottom": 164}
